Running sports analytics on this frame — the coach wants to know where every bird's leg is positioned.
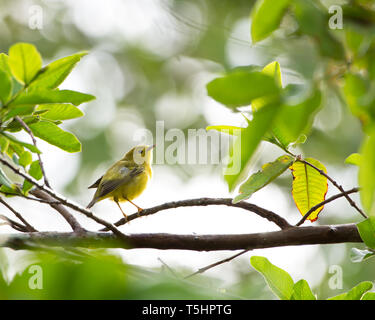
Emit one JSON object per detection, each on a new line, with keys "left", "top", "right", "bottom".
{"left": 115, "top": 198, "right": 128, "bottom": 221}
{"left": 127, "top": 198, "right": 143, "bottom": 216}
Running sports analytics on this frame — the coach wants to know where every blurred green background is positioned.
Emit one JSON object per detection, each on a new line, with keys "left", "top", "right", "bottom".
{"left": 0, "top": 0, "right": 374, "bottom": 299}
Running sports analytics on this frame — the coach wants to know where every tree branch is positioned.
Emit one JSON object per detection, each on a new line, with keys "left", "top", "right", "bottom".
{"left": 0, "top": 224, "right": 361, "bottom": 251}
{"left": 101, "top": 198, "right": 292, "bottom": 231}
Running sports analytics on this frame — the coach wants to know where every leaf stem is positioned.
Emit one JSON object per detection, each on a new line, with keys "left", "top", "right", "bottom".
{"left": 296, "top": 187, "right": 360, "bottom": 226}
{"left": 15, "top": 116, "right": 51, "bottom": 188}
{"left": 299, "top": 159, "right": 367, "bottom": 219}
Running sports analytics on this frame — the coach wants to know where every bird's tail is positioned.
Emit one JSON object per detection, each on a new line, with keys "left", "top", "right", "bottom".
{"left": 86, "top": 198, "right": 97, "bottom": 209}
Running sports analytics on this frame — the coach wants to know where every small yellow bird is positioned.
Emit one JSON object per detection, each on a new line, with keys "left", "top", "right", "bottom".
{"left": 86, "top": 145, "right": 154, "bottom": 219}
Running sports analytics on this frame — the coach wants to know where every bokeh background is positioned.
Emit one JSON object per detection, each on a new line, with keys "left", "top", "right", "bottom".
{"left": 0, "top": 0, "right": 374, "bottom": 299}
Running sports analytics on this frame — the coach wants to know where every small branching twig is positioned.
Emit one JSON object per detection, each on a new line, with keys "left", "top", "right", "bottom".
{"left": 0, "top": 214, "right": 29, "bottom": 232}
{"left": 185, "top": 249, "right": 250, "bottom": 279}
{"left": 0, "top": 198, "right": 37, "bottom": 232}
{"left": 15, "top": 116, "right": 51, "bottom": 188}
{"left": 296, "top": 187, "right": 360, "bottom": 226}
{"left": 299, "top": 159, "right": 367, "bottom": 219}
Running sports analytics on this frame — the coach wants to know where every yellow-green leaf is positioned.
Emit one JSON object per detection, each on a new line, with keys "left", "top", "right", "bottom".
{"left": 206, "top": 125, "right": 244, "bottom": 136}
{"left": 328, "top": 281, "right": 373, "bottom": 300}
{"left": 8, "top": 43, "right": 42, "bottom": 85}
{"left": 290, "top": 158, "right": 328, "bottom": 222}
{"left": 233, "top": 155, "right": 294, "bottom": 203}
{"left": 359, "top": 128, "right": 375, "bottom": 215}
{"left": 30, "top": 51, "right": 87, "bottom": 89}
{"left": 252, "top": 61, "right": 282, "bottom": 112}
{"left": 251, "top": 0, "right": 290, "bottom": 43}
{"left": 250, "top": 256, "right": 294, "bottom": 300}
{"left": 345, "top": 153, "right": 362, "bottom": 166}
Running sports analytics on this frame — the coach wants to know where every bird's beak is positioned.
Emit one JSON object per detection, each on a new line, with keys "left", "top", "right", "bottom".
{"left": 147, "top": 144, "right": 156, "bottom": 152}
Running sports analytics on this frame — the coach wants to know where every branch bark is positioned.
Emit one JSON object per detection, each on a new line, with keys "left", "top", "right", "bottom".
{"left": 0, "top": 224, "right": 362, "bottom": 251}
{"left": 101, "top": 197, "right": 292, "bottom": 231}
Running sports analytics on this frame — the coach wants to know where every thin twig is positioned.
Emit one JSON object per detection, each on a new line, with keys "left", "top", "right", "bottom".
{"left": 0, "top": 198, "right": 37, "bottom": 232}
{"left": 158, "top": 257, "right": 179, "bottom": 278}
{"left": 185, "top": 249, "right": 250, "bottom": 279}
{"left": 0, "top": 155, "right": 127, "bottom": 239}
{"left": 0, "top": 190, "right": 61, "bottom": 205}
{"left": 296, "top": 187, "right": 360, "bottom": 226}
{"left": 100, "top": 198, "right": 292, "bottom": 232}
{"left": 15, "top": 116, "right": 51, "bottom": 188}
{"left": 299, "top": 159, "right": 367, "bottom": 219}
{"left": 0, "top": 214, "right": 29, "bottom": 232}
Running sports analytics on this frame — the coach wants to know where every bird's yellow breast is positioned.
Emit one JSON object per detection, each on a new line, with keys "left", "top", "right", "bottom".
{"left": 109, "top": 165, "right": 152, "bottom": 202}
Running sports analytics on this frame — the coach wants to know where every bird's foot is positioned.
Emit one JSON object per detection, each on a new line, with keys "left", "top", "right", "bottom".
{"left": 136, "top": 207, "right": 143, "bottom": 217}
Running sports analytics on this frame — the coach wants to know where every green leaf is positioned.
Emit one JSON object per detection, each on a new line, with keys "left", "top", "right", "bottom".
{"left": 22, "top": 160, "right": 42, "bottom": 194}
{"left": 36, "top": 104, "right": 84, "bottom": 120}
{"left": 359, "top": 128, "right": 375, "bottom": 215}
{"left": 362, "top": 292, "right": 375, "bottom": 300}
{"left": 8, "top": 142, "right": 25, "bottom": 157}
{"left": 4, "top": 105, "right": 35, "bottom": 121}
{"left": 350, "top": 247, "right": 375, "bottom": 263}
{"left": 252, "top": 61, "right": 282, "bottom": 112}
{"left": 0, "top": 53, "right": 12, "bottom": 76}
{"left": 250, "top": 256, "right": 294, "bottom": 300}
{"left": 206, "top": 125, "right": 244, "bottom": 136}
{"left": 206, "top": 71, "right": 280, "bottom": 108}
{"left": 5, "top": 116, "right": 40, "bottom": 133}
{"left": 291, "top": 134, "right": 307, "bottom": 147}
{"left": 273, "top": 88, "right": 321, "bottom": 147}
{"left": 30, "top": 52, "right": 87, "bottom": 89}
{"left": 0, "top": 70, "right": 12, "bottom": 105}
{"left": 0, "top": 167, "right": 15, "bottom": 190}
{"left": 290, "top": 158, "right": 328, "bottom": 222}
{"left": 0, "top": 136, "right": 9, "bottom": 153}
{"left": 343, "top": 73, "right": 371, "bottom": 128}
{"left": 29, "top": 121, "right": 81, "bottom": 153}
{"left": 328, "top": 281, "right": 373, "bottom": 300}
{"left": 290, "top": 280, "right": 316, "bottom": 300}
{"left": 18, "top": 151, "right": 32, "bottom": 168}
{"left": 233, "top": 155, "right": 294, "bottom": 203}
{"left": 357, "top": 217, "right": 375, "bottom": 249}
{"left": 10, "top": 88, "right": 95, "bottom": 107}
{"left": 224, "top": 102, "right": 280, "bottom": 191}
{"left": 251, "top": 0, "right": 290, "bottom": 43}
{"left": 0, "top": 132, "right": 41, "bottom": 154}
{"left": 293, "top": 0, "right": 345, "bottom": 60}
{"left": 345, "top": 153, "right": 362, "bottom": 166}
{"left": 8, "top": 43, "right": 42, "bottom": 85}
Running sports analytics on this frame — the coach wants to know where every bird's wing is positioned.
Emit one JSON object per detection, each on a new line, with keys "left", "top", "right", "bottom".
{"left": 88, "top": 176, "right": 103, "bottom": 189}
{"left": 95, "top": 166, "right": 144, "bottom": 199}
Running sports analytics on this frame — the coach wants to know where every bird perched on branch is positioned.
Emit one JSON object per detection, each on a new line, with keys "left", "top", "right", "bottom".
{"left": 86, "top": 145, "right": 155, "bottom": 220}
